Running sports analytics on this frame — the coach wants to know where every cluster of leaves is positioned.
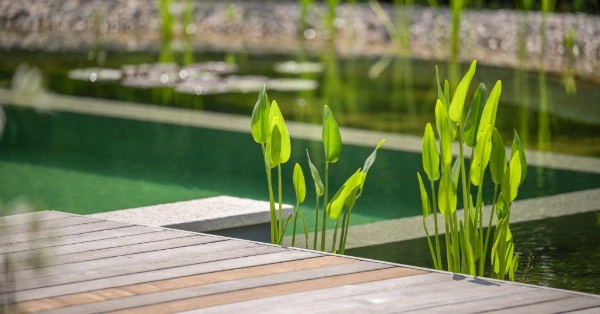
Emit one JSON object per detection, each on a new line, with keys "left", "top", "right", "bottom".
{"left": 251, "top": 86, "right": 384, "bottom": 253}
{"left": 418, "top": 61, "right": 528, "bottom": 281}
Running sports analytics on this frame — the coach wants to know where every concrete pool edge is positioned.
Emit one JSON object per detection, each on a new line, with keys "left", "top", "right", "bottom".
{"left": 1, "top": 88, "right": 600, "bottom": 175}
{"left": 281, "top": 187, "right": 600, "bottom": 250}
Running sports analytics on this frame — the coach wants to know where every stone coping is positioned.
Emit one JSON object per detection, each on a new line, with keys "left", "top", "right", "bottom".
{"left": 89, "top": 196, "right": 293, "bottom": 233}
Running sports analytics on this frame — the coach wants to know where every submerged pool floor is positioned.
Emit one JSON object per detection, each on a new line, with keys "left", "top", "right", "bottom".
{"left": 1, "top": 106, "right": 600, "bottom": 237}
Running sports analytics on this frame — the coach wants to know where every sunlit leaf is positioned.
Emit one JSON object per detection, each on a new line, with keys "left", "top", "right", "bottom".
{"left": 438, "top": 165, "right": 457, "bottom": 215}
{"left": 496, "top": 195, "right": 508, "bottom": 219}
{"left": 266, "top": 123, "right": 281, "bottom": 168}
{"left": 510, "top": 252, "right": 519, "bottom": 282}
{"left": 422, "top": 124, "right": 440, "bottom": 182}
{"left": 464, "top": 83, "right": 487, "bottom": 147}
{"left": 451, "top": 156, "right": 460, "bottom": 186}
{"left": 293, "top": 163, "right": 306, "bottom": 204}
{"left": 490, "top": 128, "right": 507, "bottom": 185}
{"left": 323, "top": 105, "right": 342, "bottom": 163}
{"left": 501, "top": 151, "right": 521, "bottom": 203}
{"left": 360, "top": 139, "right": 385, "bottom": 192}
{"left": 327, "top": 169, "right": 363, "bottom": 220}
{"left": 444, "top": 80, "right": 456, "bottom": 139}
{"left": 250, "top": 85, "right": 271, "bottom": 144}
{"left": 470, "top": 124, "right": 492, "bottom": 186}
{"left": 435, "top": 100, "right": 453, "bottom": 166}
{"left": 449, "top": 60, "right": 477, "bottom": 123}
{"left": 436, "top": 66, "right": 445, "bottom": 107}
{"left": 478, "top": 80, "right": 502, "bottom": 140}
{"left": 306, "top": 149, "right": 324, "bottom": 196}
{"left": 269, "top": 101, "right": 291, "bottom": 163}
{"left": 417, "top": 173, "right": 430, "bottom": 218}
{"left": 511, "top": 130, "right": 527, "bottom": 186}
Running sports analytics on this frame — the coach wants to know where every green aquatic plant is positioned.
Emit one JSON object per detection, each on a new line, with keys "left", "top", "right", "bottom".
{"left": 418, "top": 60, "right": 527, "bottom": 281}
{"left": 291, "top": 163, "right": 306, "bottom": 247}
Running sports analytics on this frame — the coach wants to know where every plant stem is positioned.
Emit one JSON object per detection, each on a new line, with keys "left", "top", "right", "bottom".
{"left": 445, "top": 215, "right": 453, "bottom": 272}
{"left": 458, "top": 123, "right": 475, "bottom": 275}
{"left": 451, "top": 212, "right": 460, "bottom": 272}
{"left": 278, "top": 164, "right": 283, "bottom": 242}
{"left": 292, "top": 201, "right": 299, "bottom": 247}
{"left": 262, "top": 144, "right": 276, "bottom": 244}
{"left": 320, "top": 162, "right": 329, "bottom": 251}
{"left": 480, "top": 183, "right": 498, "bottom": 277}
{"left": 339, "top": 207, "right": 349, "bottom": 253}
{"left": 430, "top": 179, "right": 442, "bottom": 270}
{"left": 423, "top": 216, "right": 439, "bottom": 270}
{"left": 313, "top": 193, "right": 320, "bottom": 250}
{"left": 331, "top": 219, "right": 339, "bottom": 253}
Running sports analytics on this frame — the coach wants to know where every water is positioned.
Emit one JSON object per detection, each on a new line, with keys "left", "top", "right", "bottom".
{"left": 346, "top": 212, "right": 600, "bottom": 295}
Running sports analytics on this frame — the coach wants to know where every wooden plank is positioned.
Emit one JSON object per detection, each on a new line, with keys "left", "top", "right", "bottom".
{"left": 190, "top": 272, "right": 451, "bottom": 314}
{"left": 10, "top": 238, "right": 230, "bottom": 281}
{"left": 488, "top": 295, "right": 600, "bottom": 313}
{"left": 14, "top": 241, "right": 280, "bottom": 301}
{"left": 0, "top": 211, "right": 70, "bottom": 227}
{"left": 407, "top": 289, "right": 577, "bottom": 313}
{"left": 60, "top": 261, "right": 391, "bottom": 314}
{"left": 569, "top": 306, "right": 600, "bottom": 313}
{"left": 0, "top": 216, "right": 100, "bottom": 235}
{"left": 0, "top": 230, "right": 185, "bottom": 263}
{"left": 0, "top": 226, "right": 159, "bottom": 254}
{"left": 0, "top": 220, "right": 130, "bottom": 245}
{"left": 19, "top": 255, "right": 348, "bottom": 313}
{"left": 254, "top": 274, "right": 537, "bottom": 313}
{"left": 13, "top": 244, "right": 285, "bottom": 293}
{"left": 109, "top": 266, "right": 424, "bottom": 314}
{"left": 4, "top": 235, "right": 220, "bottom": 272}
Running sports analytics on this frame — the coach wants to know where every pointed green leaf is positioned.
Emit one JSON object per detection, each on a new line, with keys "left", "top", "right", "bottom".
{"left": 478, "top": 80, "right": 502, "bottom": 140}
{"left": 501, "top": 151, "right": 522, "bottom": 203}
{"left": 327, "top": 169, "right": 363, "bottom": 220}
{"left": 451, "top": 156, "right": 460, "bottom": 186}
{"left": 306, "top": 149, "right": 324, "bottom": 196}
{"left": 444, "top": 80, "right": 456, "bottom": 140}
{"left": 344, "top": 186, "right": 360, "bottom": 210}
{"left": 268, "top": 101, "right": 291, "bottom": 164}
{"left": 490, "top": 128, "right": 507, "bottom": 185}
{"left": 437, "top": 165, "right": 457, "bottom": 215}
{"left": 511, "top": 130, "right": 527, "bottom": 186}
{"left": 464, "top": 83, "right": 487, "bottom": 147}
{"left": 510, "top": 253, "right": 519, "bottom": 282}
{"left": 436, "top": 66, "right": 446, "bottom": 107}
{"left": 363, "top": 139, "right": 385, "bottom": 174}
{"left": 250, "top": 85, "right": 271, "bottom": 144}
{"left": 449, "top": 60, "right": 477, "bottom": 123}
{"left": 435, "top": 100, "right": 453, "bottom": 166}
{"left": 417, "top": 173, "right": 431, "bottom": 218}
{"left": 266, "top": 123, "right": 281, "bottom": 168}
{"left": 470, "top": 124, "right": 492, "bottom": 186}
{"left": 293, "top": 163, "right": 306, "bottom": 204}
{"left": 496, "top": 195, "right": 508, "bottom": 219}
{"left": 422, "top": 124, "right": 440, "bottom": 182}
{"left": 323, "top": 105, "right": 342, "bottom": 163}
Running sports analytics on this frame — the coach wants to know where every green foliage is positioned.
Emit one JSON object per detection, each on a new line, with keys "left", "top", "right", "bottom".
{"left": 327, "top": 169, "right": 363, "bottom": 220}
{"left": 251, "top": 86, "right": 271, "bottom": 144}
{"left": 306, "top": 150, "right": 324, "bottom": 197}
{"left": 422, "top": 123, "right": 440, "bottom": 182}
{"left": 323, "top": 105, "right": 342, "bottom": 163}
{"left": 419, "top": 61, "right": 527, "bottom": 281}
{"left": 293, "top": 163, "right": 306, "bottom": 204}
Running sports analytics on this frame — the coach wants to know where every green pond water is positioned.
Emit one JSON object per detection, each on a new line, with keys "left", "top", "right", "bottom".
{"left": 347, "top": 212, "right": 600, "bottom": 295}
{"left": 1, "top": 50, "right": 600, "bottom": 294}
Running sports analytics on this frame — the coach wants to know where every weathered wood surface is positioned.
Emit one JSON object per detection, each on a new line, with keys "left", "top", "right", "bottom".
{"left": 1, "top": 211, "right": 598, "bottom": 313}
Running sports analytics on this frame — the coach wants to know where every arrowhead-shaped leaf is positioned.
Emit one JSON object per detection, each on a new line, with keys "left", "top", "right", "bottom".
{"left": 266, "top": 122, "right": 282, "bottom": 168}
{"left": 435, "top": 100, "right": 453, "bottom": 166}
{"left": 449, "top": 60, "right": 477, "bottom": 123}
{"left": 293, "top": 163, "right": 306, "bottom": 204}
{"left": 323, "top": 105, "right": 342, "bottom": 163}
{"left": 501, "top": 151, "right": 522, "bottom": 203}
{"left": 251, "top": 85, "right": 271, "bottom": 144}
{"left": 327, "top": 169, "right": 363, "bottom": 220}
{"left": 490, "top": 128, "right": 507, "bottom": 185}
{"left": 438, "top": 165, "right": 457, "bottom": 215}
{"left": 306, "top": 149, "right": 324, "bottom": 196}
{"left": 417, "top": 172, "right": 431, "bottom": 218}
{"left": 464, "top": 83, "right": 487, "bottom": 147}
{"left": 478, "top": 80, "right": 502, "bottom": 141}
{"left": 269, "top": 101, "right": 291, "bottom": 164}
{"left": 511, "top": 130, "right": 527, "bottom": 186}
{"left": 470, "top": 124, "right": 492, "bottom": 186}
{"left": 422, "top": 124, "right": 440, "bottom": 182}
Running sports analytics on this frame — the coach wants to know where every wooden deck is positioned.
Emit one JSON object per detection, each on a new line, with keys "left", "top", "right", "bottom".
{"left": 2, "top": 211, "right": 599, "bottom": 313}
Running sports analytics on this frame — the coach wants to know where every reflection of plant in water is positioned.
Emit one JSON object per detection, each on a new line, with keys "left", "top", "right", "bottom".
{"left": 562, "top": 29, "right": 577, "bottom": 95}
{"left": 418, "top": 61, "right": 528, "bottom": 281}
